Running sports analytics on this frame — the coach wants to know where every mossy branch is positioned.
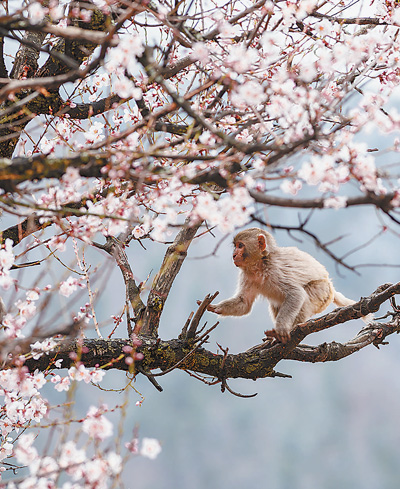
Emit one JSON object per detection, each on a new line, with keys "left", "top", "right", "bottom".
{"left": 0, "top": 152, "right": 108, "bottom": 189}
{"left": 14, "top": 282, "right": 400, "bottom": 385}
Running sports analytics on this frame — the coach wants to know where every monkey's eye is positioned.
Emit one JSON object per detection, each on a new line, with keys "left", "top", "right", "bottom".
{"left": 237, "top": 242, "right": 244, "bottom": 249}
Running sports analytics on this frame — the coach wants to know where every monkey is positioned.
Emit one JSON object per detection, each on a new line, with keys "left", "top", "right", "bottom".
{"left": 206, "top": 228, "right": 372, "bottom": 343}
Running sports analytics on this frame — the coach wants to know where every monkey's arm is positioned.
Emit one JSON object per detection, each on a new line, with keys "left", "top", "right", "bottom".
{"left": 273, "top": 286, "right": 307, "bottom": 342}
{"left": 207, "top": 289, "right": 258, "bottom": 316}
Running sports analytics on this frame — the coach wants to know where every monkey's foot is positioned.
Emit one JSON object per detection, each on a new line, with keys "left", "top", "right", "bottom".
{"left": 260, "top": 336, "right": 278, "bottom": 346}
{"left": 264, "top": 329, "right": 290, "bottom": 344}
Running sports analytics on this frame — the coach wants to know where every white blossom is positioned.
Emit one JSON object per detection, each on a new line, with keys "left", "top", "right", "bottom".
{"left": 27, "top": 3, "right": 46, "bottom": 24}
{"left": 140, "top": 438, "right": 162, "bottom": 460}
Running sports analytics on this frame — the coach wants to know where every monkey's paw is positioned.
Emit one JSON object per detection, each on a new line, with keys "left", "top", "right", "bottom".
{"left": 196, "top": 300, "right": 219, "bottom": 314}
{"left": 264, "top": 328, "right": 291, "bottom": 344}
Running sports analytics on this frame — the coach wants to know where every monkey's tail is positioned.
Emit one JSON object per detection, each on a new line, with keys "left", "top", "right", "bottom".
{"left": 333, "top": 291, "right": 355, "bottom": 308}
{"left": 333, "top": 290, "right": 374, "bottom": 324}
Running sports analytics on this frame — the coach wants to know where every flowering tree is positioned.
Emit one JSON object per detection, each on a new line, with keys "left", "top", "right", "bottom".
{"left": 1, "top": 0, "right": 400, "bottom": 486}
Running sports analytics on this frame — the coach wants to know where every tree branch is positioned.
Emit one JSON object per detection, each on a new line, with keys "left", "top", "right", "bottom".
{"left": 16, "top": 283, "right": 400, "bottom": 382}
{"left": 139, "top": 219, "right": 203, "bottom": 337}
{"left": 0, "top": 152, "right": 108, "bottom": 190}
{"left": 0, "top": 37, "right": 7, "bottom": 80}
{"left": 96, "top": 236, "right": 145, "bottom": 329}
{"left": 250, "top": 190, "right": 396, "bottom": 212}
{"left": 311, "top": 12, "right": 386, "bottom": 26}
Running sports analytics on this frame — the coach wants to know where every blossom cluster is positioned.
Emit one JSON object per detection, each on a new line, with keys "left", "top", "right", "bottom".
{"left": 0, "top": 361, "right": 161, "bottom": 486}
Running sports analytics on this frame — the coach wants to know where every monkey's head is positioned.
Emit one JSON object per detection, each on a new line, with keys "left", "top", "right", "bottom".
{"left": 232, "top": 228, "right": 276, "bottom": 268}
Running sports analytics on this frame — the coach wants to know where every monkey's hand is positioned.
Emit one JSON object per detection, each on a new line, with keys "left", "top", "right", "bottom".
{"left": 206, "top": 304, "right": 219, "bottom": 313}
{"left": 264, "top": 327, "right": 291, "bottom": 344}
{"left": 196, "top": 300, "right": 220, "bottom": 314}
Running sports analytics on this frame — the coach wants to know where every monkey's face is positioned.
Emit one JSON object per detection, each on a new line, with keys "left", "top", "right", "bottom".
{"left": 233, "top": 231, "right": 268, "bottom": 269}
{"left": 233, "top": 241, "right": 248, "bottom": 268}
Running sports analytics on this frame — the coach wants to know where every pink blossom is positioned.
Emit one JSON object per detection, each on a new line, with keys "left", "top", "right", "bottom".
{"left": 14, "top": 433, "right": 38, "bottom": 465}
{"left": 68, "top": 365, "right": 91, "bottom": 383}
{"left": 0, "top": 438, "right": 13, "bottom": 462}
{"left": 280, "top": 179, "right": 302, "bottom": 195}
{"left": 132, "top": 225, "right": 146, "bottom": 238}
{"left": 16, "top": 299, "right": 37, "bottom": 320}
{"left": 55, "top": 120, "right": 72, "bottom": 140}
{"left": 40, "top": 136, "right": 56, "bottom": 154}
{"left": 298, "top": 155, "right": 333, "bottom": 186}
{"left": 30, "top": 455, "right": 58, "bottom": 479}
{"left": 391, "top": 190, "right": 400, "bottom": 207}
{"left": 79, "top": 8, "right": 92, "bottom": 22}
{"left": 125, "top": 438, "right": 139, "bottom": 454}
{"left": 191, "top": 42, "right": 210, "bottom": 65}
{"left": 324, "top": 196, "right": 347, "bottom": 209}
{"left": 225, "top": 45, "right": 258, "bottom": 73}
{"left": 27, "top": 3, "right": 46, "bottom": 24}
{"left": 3, "top": 315, "right": 25, "bottom": 339}
{"left": 26, "top": 289, "right": 40, "bottom": 302}
{"left": 0, "top": 239, "right": 15, "bottom": 270}
{"left": 90, "top": 368, "right": 105, "bottom": 383}
{"left": 93, "top": 73, "right": 109, "bottom": 88}
{"left": 115, "top": 77, "right": 142, "bottom": 100}
{"left": 54, "top": 376, "right": 71, "bottom": 392}
{"left": 59, "top": 276, "right": 80, "bottom": 297}
{"left": 82, "top": 406, "right": 113, "bottom": 440}
{"left": 140, "top": 438, "right": 162, "bottom": 460}
{"left": 84, "top": 121, "right": 105, "bottom": 144}
{"left": 59, "top": 440, "right": 86, "bottom": 472}
{"left": 260, "top": 31, "right": 285, "bottom": 62}
{"left": 231, "top": 81, "right": 266, "bottom": 108}
{"left": 199, "top": 130, "right": 216, "bottom": 146}
{"left": 49, "top": 1, "right": 64, "bottom": 21}
{"left": 119, "top": 34, "right": 144, "bottom": 58}
{"left": 106, "top": 452, "right": 122, "bottom": 474}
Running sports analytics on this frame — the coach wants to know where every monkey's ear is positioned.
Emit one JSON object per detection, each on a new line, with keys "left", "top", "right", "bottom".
{"left": 257, "top": 234, "right": 267, "bottom": 252}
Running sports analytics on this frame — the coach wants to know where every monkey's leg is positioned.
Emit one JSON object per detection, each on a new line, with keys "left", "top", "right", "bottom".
{"left": 272, "top": 287, "right": 307, "bottom": 343}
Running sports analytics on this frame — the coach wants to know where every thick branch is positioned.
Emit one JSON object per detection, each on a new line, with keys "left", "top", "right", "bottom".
{"left": 19, "top": 283, "right": 400, "bottom": 381}
{"left": 250, "top": 190, "right": 396, "bottom": 212}
{"left": 20, "top": 314, "right": 399, "bottom": 380}
{"left": 0, "top": 152, "right": 108, "bottom": 189}
{"left": 9, "top": 24, "right": 47, "bottom": 80}
{"left": 36, "top": 8, "right": 108, "bottom": 79}
{"left": 140, "top": 220, "right": 202, "bottom": 337}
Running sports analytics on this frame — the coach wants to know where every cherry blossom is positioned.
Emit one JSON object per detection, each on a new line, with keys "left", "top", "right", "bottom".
{"left": 231, "top": 81, "right": 266, "bottom": 108}
{"left": 280, "top": 179, "right": 303, "bottom": 196}
{"left": 27, "top": 3, "right": 46, "bottom": 24}
{"left": 53, "top": 376, "right": 71, "bottom": 392}
{"left": 30, "top": 339, "right": 58, "bottom": 360}
{"left": 324, "top": 196, "right": 348, "bottom": 209}
{"left": 114, "top": 76, "right": 142, "bottom": 100}
{"left": 191, "top": 42, "right": 210, "bottom": 65}
{"left": 82, "top": 406, "right": 113, "bottom": 440}
{"left": 83, "top": 121, "right": 105, "bottom": 144}
{"left": 14, "top": 433, "right": 38, "bottom": 465}
{"left": 59, "top": 440, "right": 86, "bottom": 472}
{"left": 140, "top": 438, "right": 162, "bottom": 460}
{"left": 68, "top": 364, "right": 92, "bottom": 383}
{"left": 59, "top": 276, "right": 83, "bottom": 297}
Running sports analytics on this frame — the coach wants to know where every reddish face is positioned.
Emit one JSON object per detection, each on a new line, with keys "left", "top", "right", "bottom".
{"left": 233, "top": 241, "right": 246, "bottom": 268}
